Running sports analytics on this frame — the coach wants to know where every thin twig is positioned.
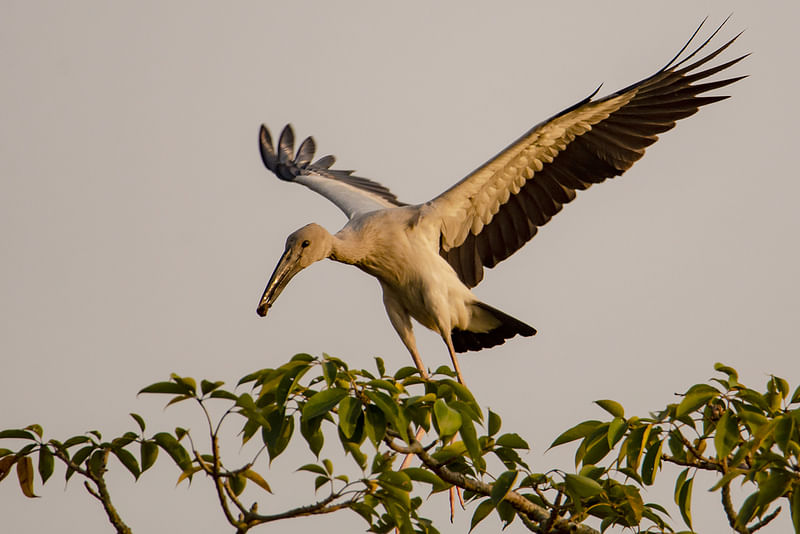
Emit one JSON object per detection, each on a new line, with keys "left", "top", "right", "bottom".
{"left": 750, "top": 506, "right": 781, "bottom": 533}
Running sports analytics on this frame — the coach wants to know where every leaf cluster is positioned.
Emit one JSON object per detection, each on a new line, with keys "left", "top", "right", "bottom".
{"left": 550, "top": 363, "right": 800, "bottom": 533}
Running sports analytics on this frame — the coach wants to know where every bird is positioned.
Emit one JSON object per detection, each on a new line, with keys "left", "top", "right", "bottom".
{"left": 256, "top": 19, "right": 745, "bottom": 385}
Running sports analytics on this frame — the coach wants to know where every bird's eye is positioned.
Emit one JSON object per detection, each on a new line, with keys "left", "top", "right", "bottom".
{"left": 301, "top": 240, "right": 310, "bottom": 248}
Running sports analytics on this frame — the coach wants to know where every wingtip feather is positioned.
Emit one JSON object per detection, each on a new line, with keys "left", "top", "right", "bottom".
{"left": 259, "top": 124, "right": 277, "bottom": 171}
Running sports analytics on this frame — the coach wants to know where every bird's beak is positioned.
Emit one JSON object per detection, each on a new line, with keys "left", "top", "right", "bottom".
{"left": 257, "top": 248, "right": 301, "bottom": 317}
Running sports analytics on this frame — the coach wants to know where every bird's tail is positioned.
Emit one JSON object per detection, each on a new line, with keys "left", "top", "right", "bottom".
{"left": 451, "top": 301, "right": 536, "bottom": 353}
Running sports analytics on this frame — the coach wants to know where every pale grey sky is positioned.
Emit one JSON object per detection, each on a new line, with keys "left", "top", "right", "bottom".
{"left": 2, "top": 2, "right": 798, "bottom": 533}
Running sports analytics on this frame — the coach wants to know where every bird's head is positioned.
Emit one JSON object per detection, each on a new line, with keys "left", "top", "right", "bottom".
{"left": 257, "top": 223, "right": 333, "bottom": 317}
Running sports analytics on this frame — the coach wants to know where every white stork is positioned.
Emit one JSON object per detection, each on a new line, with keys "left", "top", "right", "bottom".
{"left": 256, "top": 20, "right": 745, "bottom": 385}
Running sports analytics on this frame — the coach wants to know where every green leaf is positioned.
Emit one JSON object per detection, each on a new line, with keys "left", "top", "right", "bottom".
{"left": 243, "top": 469, "right": 272, "bottom": 493}
{"left": 488, "top": 410, "right": 501, "bottom": 437}
{"left": 322, "top": 361, "right": 338, "bottom": 386}
{"left": 300, "top": 416, "right": 324, "bottom": 458}
{"left": 209, "top": 389, "right": 238, "bottom": 401}
{"left": 112, "top": 447, "right": 140, "bottom": 479}
{"left": 496, "top": 500, "right": 516, "bottom": 528}
{"left": 129, "top": 413, "right": 146, "bottom": 432}
{"left": 138, "top": 381, "right": 188, "bottom": 395}
{"left": 595, "top": 399, "right": 624, "bottom": 418}
{"left": 736, "top": 387, "right": 770, "bottom": 411}
{"left": 403, "top": 467, "right": 450, "bottom": 493}
{"left": 773, "top": 376, "right": 790, "bottom": 399}
{"left": 735, "top": 492, "right": 759, "bottom": 531}
{"left": 276, "top": 364, "right": 312, "bottom": 407}
{"left": 458, "top": 417, "right": 482, "bottom": 467}
{"left": 165, "top": 395, "right": 193, "bottom": 408}
{"left": 140, "top": 441, "right": 158, "bottom": 472}
{"left": 263, "top": 410, "right": 294, "bottom": 461}
{"left": 0, "top": 429, "right": 35, "bottom": 440}
{"left": 775, "top": 414, "right": 795, "bottom": 453}
{"left": 757, "top": 470, "right": 791, "bottom": 506}
{"left": 583, "top": 431, "right": 612, "bottom": 466}
{"left": 622, "top": 484, "right": 644, "bottom": 522}
{"left": 791, "top": 481, "right": 800, "bottom": 533}
{"left": 364, "top": 405, "right": 387, "bottom": 447}
{"left": 791, "top": 384, "right": 800, "bottom": 404}
{"left": 491, "top": 470, "right": 518, "bottom": 505}
{"left": 714, "top": 362, "right": 739, "bottom": 386}
{"left": 641, "top": 439, "right": 663, "bottom": 486}
{"left": 737, "top": 408, "right": 768, "bottom": 430}
{"left": 714, "top": 410, "right": 739, "bottom": 459}
{"left": 446, "top": 380, "right": 479, "bottom": 411}
{"left": 337, "top": 397, "right": 363, "bottom": 440}
{"left": 200, "top": 379, "right": 224, "bottom": 396}
{"left": 230, "top": 473, "right": 246, "bottom": 496}
{"left": 37, "top": 447, "right": 54, "bottom": 484}
{"left": 496, "top": 433, "right": 529, "bottom": 450}
{"left": 607, "top": 417, "right": 627, "bottom": 448}
{"left": 302, "top": 388, "right": 348, "bottom": 421}
{"left": 676, "top": 474, "right": 694, "bottom": 529}
{"left": 314, "top": 475, "right": 329, "bottom": 491}
{"left": 676, "top": 384, "right": 720, "bottom": 418}
{"left": 0, "top": 455, "right": 16, "bottom": 483}
{"left": 367, "top": 379, "right": 400, "bottom": 395}
{"left": 379, "top": 470, "right": 412, "bottom": 491}
{"left": 625, "top": 424, "right": 652, "bottom": 470}
{"left": 549, "top": 420, "right": 602, "bottom": 449}
{"left": 674, "top": 468, "right": 688, "bottom": 504}
{"left": 153, "top": 432, "right": 191, "bottom": 471}
{"left": 68, "top": 445, "right": 94, "bottom": 476}
{"left": 709, "top": 468, "right": 745, "bottom": 492}
{"left": 342, "top": 441, "right": 367, "bottom": 470}
{"left": 432, "top": 441, "right": 467, "bottom": 464}
{"left": 349, "top": 501, "right": 375, "bottom": 524}
{"left": 16, "top": 456, "right": 37, "bottom": 498}
{"left": 565, "top": 473, "right": 603, "bottom": 498}
{"left": 469, "top": 498, "right": 495, "bottom": 532}
{"left": 298, "top": 463, "right": 328, "bottom": 476}
{"left": 24, "top": 425, "right": 43, "bottom": 438}
{"left": 394, "top": 366, "right": 420, "bottom": 380}
{"left": 433, "top": 399, "right": 462, "bottom": 437}
{"left": 62, "top": 436, "right": 91, "bottom": 448}
{"left": 88, "top": 449, "right": 105, "bottom": 478}
{"left": 374, "top": 357, "right": 386, "bottom": 377}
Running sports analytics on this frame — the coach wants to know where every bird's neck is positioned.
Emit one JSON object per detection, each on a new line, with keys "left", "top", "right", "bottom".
{"left": 329, "top": 234, "right": 365, "bottom": 266}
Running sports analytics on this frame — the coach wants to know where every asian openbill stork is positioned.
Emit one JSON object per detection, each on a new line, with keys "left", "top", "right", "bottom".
{"left": 256, "top": 20, "right": 746, "bottom": 386}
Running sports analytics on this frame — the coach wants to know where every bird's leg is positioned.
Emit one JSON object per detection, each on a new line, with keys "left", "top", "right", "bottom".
{"left": 381, "top": 292, "right": 431, "bottom": 469}
{"left": 397, "top": 336, "right": 429, "bottom": 470}
{"left": 383, "top": 292, "right": 463, "bottom": 518}
{"left": 441, "top": 332, "right": 467, "bottom": 518}
{"left": 443, "top": 332, "right": 466, "bottom": 386}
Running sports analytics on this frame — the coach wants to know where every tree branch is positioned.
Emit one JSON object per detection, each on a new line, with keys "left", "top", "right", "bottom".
{"left": 721, "top": 481, "right": 745, "bottom": 533}
{"left": 385, "top": 437, "right": 599, "bottom": 534}
{"left": 52, "top": 448, "right": 132, "bottom": 534}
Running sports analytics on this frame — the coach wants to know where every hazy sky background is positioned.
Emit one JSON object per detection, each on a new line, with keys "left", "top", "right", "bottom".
{"left": 2, "top": 2, "right": 798, "bottom": 533}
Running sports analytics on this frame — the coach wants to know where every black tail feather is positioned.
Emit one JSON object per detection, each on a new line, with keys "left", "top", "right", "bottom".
{"left": 451, "top": 302, "right": 536, "bottom": 353}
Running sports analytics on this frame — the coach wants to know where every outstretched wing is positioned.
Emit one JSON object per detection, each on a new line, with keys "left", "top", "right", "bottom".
{"left": 430, "top": 19, "right": 747, "bottom": 288}
{"left": 259, "top": 124, "right": 406, "bottom": 219}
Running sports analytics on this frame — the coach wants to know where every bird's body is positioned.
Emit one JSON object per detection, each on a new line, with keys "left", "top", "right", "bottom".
{"left": 255, "top": 20, "right": 746, "bottom": 384}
